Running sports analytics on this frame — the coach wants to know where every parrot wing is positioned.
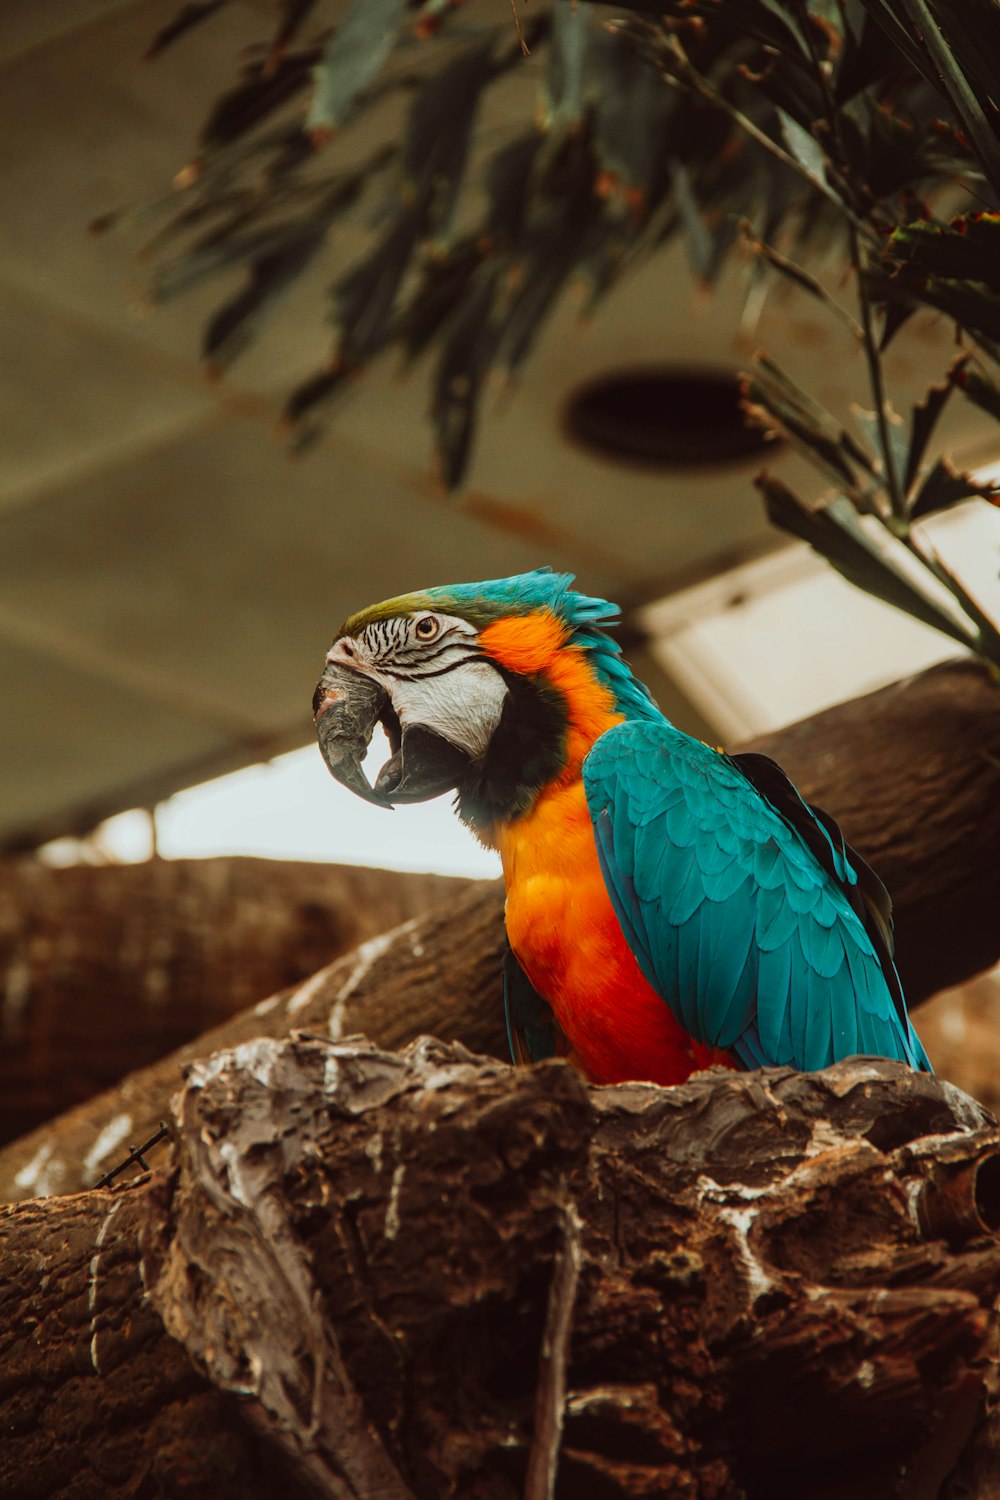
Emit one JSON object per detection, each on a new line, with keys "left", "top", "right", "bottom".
{"left": 582, "top": 719, "right": 930, "bottom": 1072}
{"left": 504, "top": 938, "right": 565, "bottom": 1065}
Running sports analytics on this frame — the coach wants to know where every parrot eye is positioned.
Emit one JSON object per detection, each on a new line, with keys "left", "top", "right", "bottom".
{"left": 414, "top": 615, "right": 440, "bottom": 642}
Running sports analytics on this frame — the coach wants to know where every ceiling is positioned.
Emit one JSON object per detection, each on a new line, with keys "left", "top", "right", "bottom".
{"left": 1, "top": 0, "right": 996, "bottom": 849}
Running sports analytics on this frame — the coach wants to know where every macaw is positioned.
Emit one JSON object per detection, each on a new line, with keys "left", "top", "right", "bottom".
{"left": 313, "top": 568, "right": 929, "bottom": 1085}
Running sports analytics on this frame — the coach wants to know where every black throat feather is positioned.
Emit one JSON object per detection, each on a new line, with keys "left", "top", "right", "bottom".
{"left": 455, "top": 668, "right": 568, "bottom": 833}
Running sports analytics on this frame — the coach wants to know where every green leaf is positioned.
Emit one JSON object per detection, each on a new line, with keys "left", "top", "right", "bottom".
{"left": 542, "top": 0, "right": 589, "bottom": 129}
{"left": 755, "top": 0, "right": 811, "bottom": 54}
{"left": 890, "top": 0, "right": 1000, "bottom": 199}
{"left": 497, "top": 220, "right": 584, "bottom": 378}
{"left": 268, "top": 1, "right": 320, "bottom": 61}
{"left": 859, "top": 0, "right": 935, "bottom": 81}
{"left": 877, "top": 294, "right": 916, "bottom": 352}
{"left": 333, "top": 199, "right": 428, "bottom": 363}
{"left": 909, "top": 458, "right": 1000, "bottom": 520}
{"left": 591, "top": 26, "right": 674, "bottom": 199}
{"left": 918, "top": 278, "right": 1000, "bottom": 347}
{"left": 495, "top": 135, "right": 594, "bottom": 378}
{"left": 903, "top": 374, "right": 954, "bottom": 498}
{"left": 744, "top": 357, "right": 876, "bottom": 498}
{"left": 145, "top": 1, "right": 229, "bottom": 60}
{"left": 750, "top": 52, "right": 826, "bottom": 136}
{"left": 852, "top": 403, "right": 910, "bottom": 496}
{"left": 743, "top": 226, "right": 862, "bottom": 334}
{"left": 398, "top": 241, "right": 485, "bottom": 366}
{"left": 873, "top": 259, "right": 1000, "bottom": 351}
{"left": 202, "top": 233, "right": 322, "bottom": 369}
{"left": 953, "top": 362, "right": 1000, "bottom": 423}
{"left": 306, "top": 0, "right": 408, "bottom": 135}
{"left": 200, "top": 49, "right": 319, "bottom": 150}
{"left": 149, "top": 176, "right": 362, "bottom": 306}
{"left": 400, "top": 40, "right": 496, "bottom": 224}
{"left": 481, "top": 134, "right": 541, "bottom": 247}
{"left": 282, "top": 360, "right": 354, "bottom": 453}
{"left": 834, "top": 5, "right": 901, "bottom": 103}
{"left": 758, "top": 474, "right": 977, "bottom": 646}
{"left": 682, "top": 0, "right": 811, "bottom": 56}
{"left": 838, "top": 95, "right": 928, "bottom": 203}
{"left": 431, "top": 269, "right": 500, "bottom": 489}
{"left": 886, "top": 214, "right": 1000, "bottom": 285}
{"left": 670, "top": 159, "right": 714, "bottom": 281}
{"left": 777, "top": 110, "right": 828, "bottom": 189}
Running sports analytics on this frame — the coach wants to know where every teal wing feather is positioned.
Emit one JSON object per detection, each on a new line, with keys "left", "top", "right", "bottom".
{"left": 582, "top": 720, "right": 930, "bottom": 1072}
{"left": 504, "top": 938, "right": 562, "bottom": 1065}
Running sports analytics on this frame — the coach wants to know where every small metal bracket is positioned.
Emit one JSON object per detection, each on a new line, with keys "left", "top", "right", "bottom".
{"left": 95, "top": 1122, "right": 171, "bottom": 1190}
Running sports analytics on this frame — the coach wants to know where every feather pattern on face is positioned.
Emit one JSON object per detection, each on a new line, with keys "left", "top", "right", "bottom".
{"left": 315, "top": 567, "right": 931, "bottom": 1086}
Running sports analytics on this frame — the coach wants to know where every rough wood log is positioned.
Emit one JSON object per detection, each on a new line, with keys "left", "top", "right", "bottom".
{"left": 0, "top": 1181, "right": 306, "bottom": 1500}
{"left": 3, "top": 1039, "right": 1000, "bottom": 1499}
{"left": 0, "top": 855, "right": 475, "bottom": 1143}
{"left": 0, "top": 884, "right": 510, "bottom": 1201}
{"left": 3, "top": 657, "right": 999, "bottom": 1205}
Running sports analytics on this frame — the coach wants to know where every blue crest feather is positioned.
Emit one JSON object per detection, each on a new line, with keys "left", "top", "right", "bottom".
{"left": 427, "top": 568, "right": 659, "bottom": 721}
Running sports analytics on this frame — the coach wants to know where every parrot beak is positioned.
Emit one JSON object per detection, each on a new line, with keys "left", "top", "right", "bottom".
{"left": 313, "top": 664, "right": 471, "bottom": 808}
{"left": 372, "top": 723, "right": 471, "bottom": 803}
{"left": 313, "top": 664, "right": 394, "bottom": 809}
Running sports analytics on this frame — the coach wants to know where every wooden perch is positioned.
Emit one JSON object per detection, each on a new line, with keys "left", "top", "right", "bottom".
{"left": 0, "top": 855, "right": 475, "bottom": 1144}
{"left": 2, "top": 657, "right": 998, "bottom": 1205}
{"left": 3, "top": 1039, "right": 1000, "bottom": 1499}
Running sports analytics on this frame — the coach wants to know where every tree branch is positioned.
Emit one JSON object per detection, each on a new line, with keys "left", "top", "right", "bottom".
{"left": 1, "top": 658, "right": 998, "bottom": 1204}
{"left": 0, "top": 856, "right": 475, "bottom": 1145}
{"left": 3, "top": 1036, "right": 1000, "bottom": 1498}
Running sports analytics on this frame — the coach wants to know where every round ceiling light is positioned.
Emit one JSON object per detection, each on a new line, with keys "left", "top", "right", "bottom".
{"left": 565, "top": 365, "right": 772, "bottom": 468}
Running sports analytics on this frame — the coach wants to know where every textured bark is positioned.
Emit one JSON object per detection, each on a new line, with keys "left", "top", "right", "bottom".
{"left": 0, "top": 884, "right": 509, "bottom": 1202}
{"left": 0, "top": 855, "right": 475, "bottom": 1144}
{"left": 3, "top": 658, "right": 998, "bottom": 1205}
{"left": 0, "top": 1177, "right": 311, "bottom": 1500}
{"left": 3, "top": 1039, "right": 1000, "bottom": 1500}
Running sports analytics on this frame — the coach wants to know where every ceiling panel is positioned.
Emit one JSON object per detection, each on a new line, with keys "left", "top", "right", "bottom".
{"left": 1, "top": 0, "right": 997, "bottom": 848}
{"left": 0, "top": 633, "right": 234, "bottom": 842}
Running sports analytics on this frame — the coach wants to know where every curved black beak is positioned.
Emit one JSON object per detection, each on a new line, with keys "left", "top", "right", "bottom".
{"left": 313, "top": 664, "right": 394, "bottom": 809}
{"left": 372, "top": 724, "right": 471, "bottom": 803}
{"left": 313, "top": 665, "right": 471, "bottom": 808}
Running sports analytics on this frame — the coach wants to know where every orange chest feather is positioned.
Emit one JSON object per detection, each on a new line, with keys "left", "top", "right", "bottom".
{"left": 481, "top": 609, "right": 728, "bottom": 1085}
{"left": 499, "top": 780, "right": 620, "bottom": 999}
{"left": 497, "top": 781, "right": 728, "bottom": 1086}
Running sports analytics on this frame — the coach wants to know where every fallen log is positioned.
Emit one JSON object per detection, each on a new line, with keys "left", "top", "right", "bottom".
{"left": 2, "top": 1039, "right": 1000, "bottom": 1499}
{"left": 0, "top": 855, "right": 476, "bottom": 1142}
{"left": 0, "top": 885, "right": 507, "bottom": 1201}
{"left": 1, "top": 657, "right": 998, "bottom": 1204}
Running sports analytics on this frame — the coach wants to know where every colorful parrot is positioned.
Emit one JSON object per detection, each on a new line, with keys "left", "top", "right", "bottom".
{"left": 313, "top": 568, "right": 929, "bottom": 1085}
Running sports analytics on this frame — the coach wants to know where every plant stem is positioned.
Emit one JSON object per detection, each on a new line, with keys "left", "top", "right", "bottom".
{"left": 852, "top": 224, "right": 907, "bottom": 519}
{"left": 795, "top": 2, "right": 907, "bottom": 520}
{"left": 656, "top": 34, "right": 880, "bottom": 246}
{"left": 896, "top": 0, "right": 1000, "bottom": 203}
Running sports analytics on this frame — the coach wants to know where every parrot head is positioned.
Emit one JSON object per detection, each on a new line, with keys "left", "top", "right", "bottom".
{"left": 313, "top": 568, "right": 655, "bottom": 835}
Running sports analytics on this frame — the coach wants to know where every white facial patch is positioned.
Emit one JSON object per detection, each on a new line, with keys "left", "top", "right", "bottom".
{"left": 388, "top": 657, "right": 508, "bottom": 759}
{"left": 329, "top": 610, "right": 509, "bottom": 761}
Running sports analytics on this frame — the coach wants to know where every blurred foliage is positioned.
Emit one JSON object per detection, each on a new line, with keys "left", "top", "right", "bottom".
{"left": 112, "top": 0, "right": 1000, "bottom": 667}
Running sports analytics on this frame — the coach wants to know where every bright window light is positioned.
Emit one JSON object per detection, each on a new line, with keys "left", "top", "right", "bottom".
{"left": 40, "top": 497, "right": 998, "bottom": 874}
{"left": 41, "top": 730, "right": 501, "bottom": 880}
{"left": 640, "top": 499, "right": 1000, "bottom": 741}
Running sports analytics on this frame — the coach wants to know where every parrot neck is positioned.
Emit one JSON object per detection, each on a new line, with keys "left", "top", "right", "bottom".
{"left": 456, "top": 610, "right": 653, "bottom": 843}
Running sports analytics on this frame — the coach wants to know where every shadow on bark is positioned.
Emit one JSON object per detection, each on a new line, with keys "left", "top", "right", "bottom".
{"left": 3, "top": 1037, "right": 1000, "bottom": 1499}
